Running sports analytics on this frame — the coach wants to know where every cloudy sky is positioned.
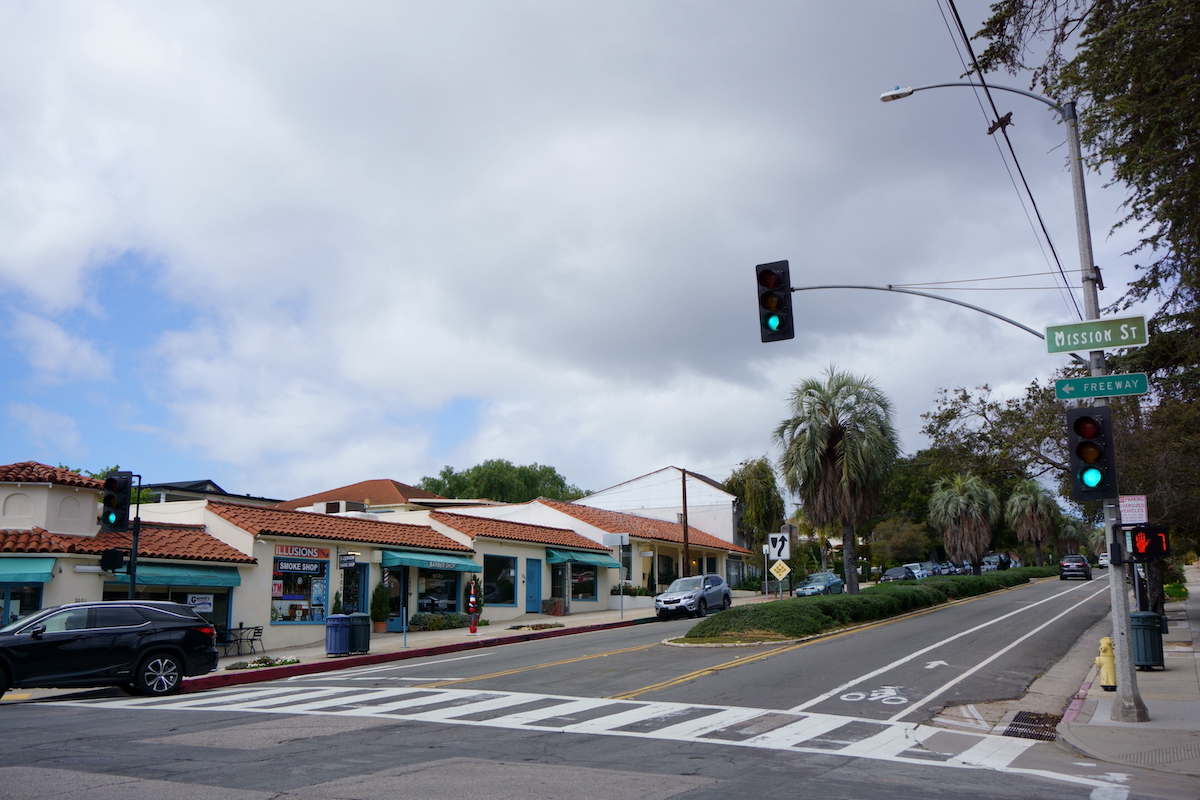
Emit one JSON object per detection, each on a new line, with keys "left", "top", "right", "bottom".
{"left": 0, "top": 1, "right": 1151, "bottom": 501}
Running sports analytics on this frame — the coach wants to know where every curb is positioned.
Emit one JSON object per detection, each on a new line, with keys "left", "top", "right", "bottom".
{"left": 183, "top": 615, "right": 657, "bottom": 692}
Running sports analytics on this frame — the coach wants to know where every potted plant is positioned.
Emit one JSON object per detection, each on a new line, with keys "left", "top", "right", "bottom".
{"left": 370, "top": 582, "right": 391, "bottom": 633}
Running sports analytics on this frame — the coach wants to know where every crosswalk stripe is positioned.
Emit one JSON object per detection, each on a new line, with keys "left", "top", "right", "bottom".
{"left": 57, "top": 686, "right": 1121, "bottom": 792}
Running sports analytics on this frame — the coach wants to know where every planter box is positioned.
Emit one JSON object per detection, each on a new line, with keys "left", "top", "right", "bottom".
{"left": 607, "top": 596, "right": 655, "bottom": 611}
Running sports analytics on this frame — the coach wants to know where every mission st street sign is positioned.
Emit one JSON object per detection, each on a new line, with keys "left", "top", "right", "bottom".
{"left": 1055, "top": 373, "right": 1149, "bottom": 400}
{"left": 1044, "top": 315, "right": 1148, "bottom": 354}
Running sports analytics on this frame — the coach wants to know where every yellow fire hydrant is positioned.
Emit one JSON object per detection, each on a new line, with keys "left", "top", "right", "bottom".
{"left": 1095, "top": 636, "right": 1117, "bottom": 691}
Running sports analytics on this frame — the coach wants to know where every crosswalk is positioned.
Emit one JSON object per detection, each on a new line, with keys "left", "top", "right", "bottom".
{"left": 61, "top": 685, "right": 1125, "bottom": 795}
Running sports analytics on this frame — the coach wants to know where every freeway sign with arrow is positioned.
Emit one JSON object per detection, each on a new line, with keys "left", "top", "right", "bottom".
{"left": 1055, "top": 373, "right": 1149, "bottom": 400}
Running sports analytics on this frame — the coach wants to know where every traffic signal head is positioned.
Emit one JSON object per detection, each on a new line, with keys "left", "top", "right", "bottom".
{"left": 98, "top": 471, "right": 134, "bottom": 532}
{"left": 99, "top": 548, "right": 126, "bottom": 572}
{"left": 755, "top": 260, "right": 795, "bottom": 342}
{"left": 1129, "top": 525, "right": 1171, "bottom": 561}
{"left": 1065, "top": 406, "right": 1118, "bottom": 501}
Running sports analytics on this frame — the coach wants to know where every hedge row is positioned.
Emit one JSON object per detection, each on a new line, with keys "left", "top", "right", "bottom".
{"left": 683, "top": 566, "right": 1057, "bottom": 640}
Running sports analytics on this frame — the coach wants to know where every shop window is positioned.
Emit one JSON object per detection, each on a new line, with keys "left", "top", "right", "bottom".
{"left": 570, "top": 565, "right": 596, "bottom": 600}
{"left": 417, "top": 569, "right": 458, "bottom": 613}
{"left": 1, "top": 584, "right": 42, "bottom": 625}
{"left": 483, "top": 556, "right": 517, "bottom": 605}
{"left": 272, "top": 555, "right": 329, "bottom": 623}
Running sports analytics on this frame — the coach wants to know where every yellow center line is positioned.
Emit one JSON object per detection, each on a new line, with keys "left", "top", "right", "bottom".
{"left": 415, "top": 642, "right": 660, "bottom": 688}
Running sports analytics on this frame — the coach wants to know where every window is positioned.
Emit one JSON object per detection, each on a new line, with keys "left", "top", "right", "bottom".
{"left": 570, "top": 565, "right": 596, "bottom": 600}
{"left": 417, "top": 569, "right": 458, "bottom": 613}
{"left": 272, "top": 554, "right": 329, "bottom": 623}
{"left": 483, "top": 556, "right": 517, "bottom": 606}
{"left": 92, "top": 607, "right": 147, "bottom": 628}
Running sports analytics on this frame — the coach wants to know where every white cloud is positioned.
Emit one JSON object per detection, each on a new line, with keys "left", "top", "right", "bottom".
{"left": 6, "top": 311, "right": 111, "bottom": 384}
{"left": 7, "top": 402, "right": 86, "bottom": 459}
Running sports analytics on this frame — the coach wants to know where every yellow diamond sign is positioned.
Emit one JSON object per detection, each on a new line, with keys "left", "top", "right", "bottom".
{"left": 769, "top": 560, "right": 791, "bottom": 581}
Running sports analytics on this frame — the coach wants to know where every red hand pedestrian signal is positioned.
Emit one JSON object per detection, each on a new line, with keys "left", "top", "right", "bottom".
{"left": 1129, "top": 525, "right": 1170, "bottom": 560}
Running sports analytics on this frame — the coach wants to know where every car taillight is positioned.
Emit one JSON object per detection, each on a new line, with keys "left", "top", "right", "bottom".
{"left": 195, "top": 625, "right": 216, "bottom": 639}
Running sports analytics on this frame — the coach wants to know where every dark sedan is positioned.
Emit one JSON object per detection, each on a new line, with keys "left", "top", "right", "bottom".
{"left": 1059, "top": 554, "right": 1093, "bottom": 581}
{"left": 0, "top": 600, "right": 218, "bottom": 698}
{"left": 880, "top": 566, "right": 917, "bottom": 582}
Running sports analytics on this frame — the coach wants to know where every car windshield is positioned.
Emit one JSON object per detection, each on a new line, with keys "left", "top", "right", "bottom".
{"left": 665, "top": 577, "right": 703, "bottom": 593}
{"left": 803, "top": 574, "right": 829, "bottom": 583}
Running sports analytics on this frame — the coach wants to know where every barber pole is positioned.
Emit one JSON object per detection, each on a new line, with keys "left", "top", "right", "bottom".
{"left": 468, "top": 580, "right": 478, "bottom": 634}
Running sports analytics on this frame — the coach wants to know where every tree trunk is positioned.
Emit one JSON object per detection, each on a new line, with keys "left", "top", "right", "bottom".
{"left": 1035, "top": 540, "right": 1043, "bottom": 568}
{"left": 1147, "top": 559, "right": 1166, "bottom": 616}
{"left": 842, "top": 521, "right": 860, "bottom": 595}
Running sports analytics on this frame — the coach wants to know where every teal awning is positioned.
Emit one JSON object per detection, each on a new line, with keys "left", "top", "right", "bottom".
{"left": 108, "top": 563, "right": 242, "bottom": 587}
{"left": 545, "top": 548, "right": 622, "bottom": 569}
{"left": 0, "top": 557, "right": 56, "bottom": 584}
{"left": 382, "top": 551, "right": 479, "bottom": 572}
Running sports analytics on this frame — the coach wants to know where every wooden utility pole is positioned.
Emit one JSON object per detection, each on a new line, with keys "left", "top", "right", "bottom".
{"left": 680, "top": 468, "right": 691, "bottom": 577}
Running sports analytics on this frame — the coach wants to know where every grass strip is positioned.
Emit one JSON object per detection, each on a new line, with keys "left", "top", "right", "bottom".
{"left": 684, "top": 567, "right": 1058, "bottom": 641}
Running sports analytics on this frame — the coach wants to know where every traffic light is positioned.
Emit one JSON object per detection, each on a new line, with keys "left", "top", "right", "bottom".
{"left": 98, "top": 471, "right": 133, "bottom": 532}
{"left": 99, "top": 548, "right": 126, "bottom": 572}
{"left": 756, "top": 260, "right": 795, "bottom": 342}
{"left": 1129, "top": 525, "right": 1171, "bottom": 561}
{"left": 1065, "top": 406, "right": 1119, "bottom": 502}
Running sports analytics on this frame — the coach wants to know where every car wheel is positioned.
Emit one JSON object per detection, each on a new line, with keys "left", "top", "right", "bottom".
{"left": 136, "top": 653, "right": 183, "bottom": 696}
{"left": 722, "top": 595, "right": 731, "bottom": 611}
{"left": 695, "top": 599, "right": 707, "bottom": 618}
{"left": 0, "top": 666, "right": 9, "bottom": 700}
{"left": 657, "top": 610, "right": 669, "bottom": 621}
{"left": 1059, "top": 575, "right": 1066, "bottom": 580}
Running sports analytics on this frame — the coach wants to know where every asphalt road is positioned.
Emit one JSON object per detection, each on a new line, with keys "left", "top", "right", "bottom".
{"left": 2, "top": 577, "right": 1196, "bottom": 800}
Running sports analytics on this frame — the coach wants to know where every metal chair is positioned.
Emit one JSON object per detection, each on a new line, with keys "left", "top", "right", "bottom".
{"left": 247, "top": 626, "right": 265, "bottom": 654}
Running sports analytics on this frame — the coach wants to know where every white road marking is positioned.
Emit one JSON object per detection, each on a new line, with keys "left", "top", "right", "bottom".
{"left": 287, "top": 652, "right": 491, "bottom": 681}
{"left": 890, "top": 585, "right": 1110, "bottom": 722}
{"left": 60, "top": 685, "right": 1128, "bottom": 793}
{"left": 788, "top": 581, "right": 1104, "bottom": 714}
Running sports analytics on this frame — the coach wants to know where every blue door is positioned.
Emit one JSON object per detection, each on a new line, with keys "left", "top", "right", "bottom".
{"left": 525, "top": 559, "right": 542, "bottom": 613}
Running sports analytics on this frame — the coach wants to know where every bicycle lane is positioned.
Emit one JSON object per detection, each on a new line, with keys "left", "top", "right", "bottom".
{"left": 786, "top": 580, "right": 1111, "bottom": 722}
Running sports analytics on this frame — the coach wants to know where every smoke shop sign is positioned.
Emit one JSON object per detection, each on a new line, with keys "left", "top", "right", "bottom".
{"left": 275, "top": 545, "right": 330, "bottom": 560}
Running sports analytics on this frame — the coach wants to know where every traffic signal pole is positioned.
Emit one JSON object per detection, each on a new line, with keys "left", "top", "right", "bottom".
{"left": 1064, "top": 102, "right": 1148, "bottom": 723}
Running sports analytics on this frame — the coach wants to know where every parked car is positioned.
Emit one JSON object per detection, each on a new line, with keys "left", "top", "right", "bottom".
{"left": 1059, "top": 554, "right": 1093, "bottom": 581}
{"left": 880, "top": 566, "right": 916, "bottom": 582}
{"left": 919, "top": 561, "right": 941, "bottom": 577}
{"left": 0, "top": 601, "right": 218, "bottom": 699}
{"left": 902, "top": 563, "right": 928, "bottom": 580}
{"left": 654, "top": 574, "right": 731, "bottom": 619}
{"left": 1097, "top": 551, "right": 1110, "bottom": 568}
{"left": 795, "top": 572, "right": 845, "bottom": 596}
{"left": 937, "top": 561, "right": 955, "bottom": 576}
{"left": 981, "top": 555, "right": 1001, "bottom": 572}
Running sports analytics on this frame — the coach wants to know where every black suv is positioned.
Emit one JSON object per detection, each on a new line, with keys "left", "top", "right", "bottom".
{"left": 0, "top": 601, "right": 218, "bottom": 698}
{"left": 1059, "top": 554, "right": 1093, "bottom": 581}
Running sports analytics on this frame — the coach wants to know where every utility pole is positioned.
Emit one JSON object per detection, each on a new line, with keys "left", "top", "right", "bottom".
{"left": 680, "top": 468, "right": 691, "bottom": 577}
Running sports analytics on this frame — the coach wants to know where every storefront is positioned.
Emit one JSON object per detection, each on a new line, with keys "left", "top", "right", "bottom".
{"left": 271, "top": 545, "right": 329, "bottom": 624}
{"left": 104, "top": 561, "right": 242, "bottom": 627}
{"left": 381, "top": 550, "right": 479, "bottom": 623}
{"left": 0, "top": 557, "right": 54, "bottom": 624}
{"left": 545, "top": 548, "right": 622, "bottom": 607}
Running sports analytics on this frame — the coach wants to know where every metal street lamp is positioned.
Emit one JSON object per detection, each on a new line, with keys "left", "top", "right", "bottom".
{"left": 882, "top": 81, "right": 1148, "bottom": 722}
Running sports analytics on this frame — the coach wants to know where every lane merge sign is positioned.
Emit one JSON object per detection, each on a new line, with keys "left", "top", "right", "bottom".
{"left": 1055, "top": 373, "right": 1149, "bottom": 400}
{"left": 768, "top": 533, "right": 791, "bottom": 561}
{"left": 1045, "top": 315, "right": 1147, "bottom": 354}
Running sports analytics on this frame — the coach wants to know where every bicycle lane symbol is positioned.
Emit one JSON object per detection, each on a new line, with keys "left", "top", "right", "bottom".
{"left": 839, "top": 686, "right": 909, "bottom": 705}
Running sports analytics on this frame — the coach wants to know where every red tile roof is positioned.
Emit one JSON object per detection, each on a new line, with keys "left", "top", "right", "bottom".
{"left": 0, "top": 462, "right": 102, "bottom": 490}
{"left": 209, "top": 501, "right": 471, "bottom": 552}
{"left": 537, "top": 498, "right": 751, "bottom": 554}
{"left": 430, "top": 512, "right": 610, "bottom": 551}
{"left": 0, "top": 523, "right": 255, "bottom": 564}
{"left": 275, "top": 479, "right": 445, "bottom": 511}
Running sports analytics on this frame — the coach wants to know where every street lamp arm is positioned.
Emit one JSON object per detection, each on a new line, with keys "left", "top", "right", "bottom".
{"left": 791, "top": 283, "right": 1088, "bottom": 365}
{"left": 881, "top": 82, "right": 1071, "bottom": 119}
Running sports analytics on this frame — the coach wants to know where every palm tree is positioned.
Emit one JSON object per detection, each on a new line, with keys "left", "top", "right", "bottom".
{"left": 1057, "top": 515, "right": 1090, "bottom": 557}
{"left": 928, "top": 473, "right": 998, "bottom": 574}
{"left": 774, "top": 368, "right": 899, "bottom": 595}
{"left": 1005, "top": 479, "right": 1059, "bottom": 567}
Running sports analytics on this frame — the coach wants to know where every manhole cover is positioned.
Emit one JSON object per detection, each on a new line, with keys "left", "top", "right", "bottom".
{"left": 1003, "top": 710, "right": 1060, "bottom": 741}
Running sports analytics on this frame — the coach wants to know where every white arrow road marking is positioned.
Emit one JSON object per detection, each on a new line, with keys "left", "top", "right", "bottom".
{"left": 925, "top": 660, "right": 948, "bottom": 669}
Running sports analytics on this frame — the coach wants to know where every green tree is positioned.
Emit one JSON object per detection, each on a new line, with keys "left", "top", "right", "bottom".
{"left": 976, "top": 1, "right": 1200, "bottom": 329}
{"left": 871, "top": 517, "right": 932, "bottom": 568}
{"left": 928, "top": 474, "right": 999, "bottom": 574}
{"left": 722, "top": 457, "right": 786, "bottom": 553}
{"left": 419, "top": 460, "right": 588, "bottom": 503}
{"left": 1005, "top": 479, "right": 1059, "bottom": 567}
{"left": 773, "top": 368, "right": 899, "bottom": 595}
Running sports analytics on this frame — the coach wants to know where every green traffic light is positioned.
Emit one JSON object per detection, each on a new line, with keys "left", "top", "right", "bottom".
{"left": 103, "top": 510, "right": 118, "bottom": 524}
{"left": 766, "top": 314, "right": 781, "bottom": 332}
{"left": 1080, "top": 467, "right": 1103, "bottom": 488}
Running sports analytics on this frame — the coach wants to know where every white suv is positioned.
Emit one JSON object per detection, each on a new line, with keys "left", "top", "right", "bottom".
{"left": 902, "top": 563, "right": 928, "bottom": 580}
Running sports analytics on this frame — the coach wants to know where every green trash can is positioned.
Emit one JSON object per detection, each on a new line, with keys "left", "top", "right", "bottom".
{"left": 347, "top": 612, "right": 371, "bottom": 654}
{"left": 325, "top": 614, "right": 350, "bottom": 656}
{"left": 1130, "top": 611, "right": 1166, "bottom": 670}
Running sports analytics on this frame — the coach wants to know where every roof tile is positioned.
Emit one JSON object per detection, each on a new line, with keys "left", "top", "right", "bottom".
{"left": 430, "top": 511, "right": 609, "bottom": 551}
{"left": 0, "top": 524, "right": 255, "bottom": 564}
{"left": 0, "top": 462, "right": 102, "bottom": 490}
{"left": 275, "top": 479, "right": 445, "bottom": 511}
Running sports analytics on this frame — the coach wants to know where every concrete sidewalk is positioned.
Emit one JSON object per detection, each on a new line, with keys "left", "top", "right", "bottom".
{"left": 1053, "top": 564, "right": 1200, "bottom": 776}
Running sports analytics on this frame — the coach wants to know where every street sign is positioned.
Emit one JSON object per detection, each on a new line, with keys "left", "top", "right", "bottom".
{"left": 1119, "top": 495, "right": 1148, "bottom": 525}
{"left": 769, "top": 560, "right": 792, "bottom": 581}
{"left": 767, "top": 533, "right": 791, "bottom": 561}
{"left": 1045, "top": 315, "right": 1147, "bottom": 354}
{"left": 1055, "top": 373, "right": 1149, "bottom": 400}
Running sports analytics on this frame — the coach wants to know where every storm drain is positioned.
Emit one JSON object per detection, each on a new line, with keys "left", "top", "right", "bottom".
{"left": 1003, "top": 711, "right": 1060, "bottom": 741}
